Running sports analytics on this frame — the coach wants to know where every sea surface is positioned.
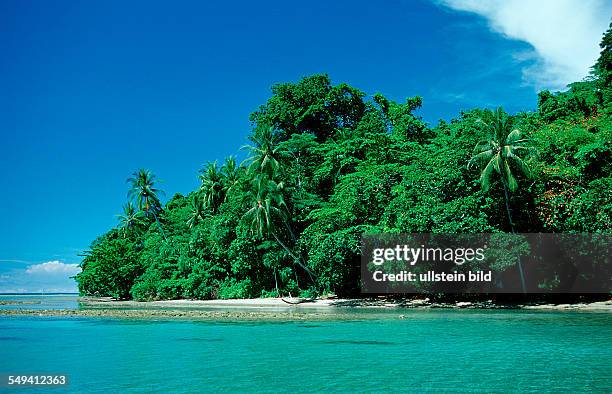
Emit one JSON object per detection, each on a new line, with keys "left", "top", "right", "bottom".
{"left": 0, "top": 295, "right": 611, "bottom": 393}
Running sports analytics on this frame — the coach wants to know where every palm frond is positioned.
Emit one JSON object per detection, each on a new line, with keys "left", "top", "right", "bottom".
{"left": 479, "top": 157, "right": 497, "bottom": 191}
{"left": 468, "top": 149, "right": 494, "bottom": 169}
{"left": 504, "top": 161, "right": 518, "bottom": 192}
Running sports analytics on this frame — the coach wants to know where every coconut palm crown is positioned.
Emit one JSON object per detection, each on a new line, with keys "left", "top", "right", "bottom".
{"left": 468, "top": 107, "right": 533, "bottom": 193}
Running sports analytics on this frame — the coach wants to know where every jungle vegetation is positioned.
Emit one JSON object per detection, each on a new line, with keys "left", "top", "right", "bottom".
{"left": 76, "top": 25, "right": 611, "bottom": 300}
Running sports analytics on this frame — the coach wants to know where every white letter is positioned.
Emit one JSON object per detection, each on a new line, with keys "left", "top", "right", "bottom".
{"left": 410, "top": 248, "right": 421, "bottom": 265}
{"left": 372, "top": 249, "right": 385, "bottom": 265}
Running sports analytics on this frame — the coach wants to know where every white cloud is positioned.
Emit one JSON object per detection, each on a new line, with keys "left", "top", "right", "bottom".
{"left": 437, "top": 0, "right": 611, "bottom": 90}
{"left": 25, "top": 261, "right": 80, "bottom": 276}
{"left": 0, "top": 260, "right": 80, "bottom": 293}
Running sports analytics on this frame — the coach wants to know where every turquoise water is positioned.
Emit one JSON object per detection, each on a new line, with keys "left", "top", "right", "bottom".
{"left": 0, "top": 299, "right": 611, "bottom": 392}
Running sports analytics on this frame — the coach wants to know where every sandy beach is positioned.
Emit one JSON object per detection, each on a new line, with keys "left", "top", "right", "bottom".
{"left": 81, "top": 296, "right": 343, "bottom": 309}
{"left": 1, "top": 297, "right": 610, "bottom": 320}
{"left": 77, "top": 296, "right": 612, "bottom": 310}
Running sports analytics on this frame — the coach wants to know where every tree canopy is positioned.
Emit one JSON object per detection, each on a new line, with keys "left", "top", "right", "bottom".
{"left": 76, "top": 26, "right": 612, "bottom": 300}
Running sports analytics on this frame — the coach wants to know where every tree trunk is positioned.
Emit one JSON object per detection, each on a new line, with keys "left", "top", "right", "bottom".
{"left": 502, "top": 184, "right": 515, "bottom": 233}
{"left": 274, "top": 268, "right": 280, "bottom": 296}
{"left": 503, "top": 183, "right": 526, "bottom": 293}
{"left": 284, "top": 221, "right": 298, "bottom": 244}
{"left": 272, "top": 232, "right": 317, "bottom": 285}
{"left": 151, "top": 209, "right": 167, "bottom": 241}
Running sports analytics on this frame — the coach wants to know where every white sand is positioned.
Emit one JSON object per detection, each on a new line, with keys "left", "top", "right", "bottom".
{"left": 79, "top": 297, "right": 612, "bottom": 311}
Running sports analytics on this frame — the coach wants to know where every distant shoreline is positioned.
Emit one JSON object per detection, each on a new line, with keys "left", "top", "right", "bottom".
{"left": 0, "top": 293, "right": 79, "bottom": 296}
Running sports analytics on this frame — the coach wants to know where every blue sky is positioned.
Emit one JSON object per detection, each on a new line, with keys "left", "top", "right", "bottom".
{"left": 0, "top": 0, "right": 609, "bottom": 292}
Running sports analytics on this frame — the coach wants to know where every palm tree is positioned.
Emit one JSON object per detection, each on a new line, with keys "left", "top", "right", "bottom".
{"left": 242, "top": 176, "right": 316, "bottom": 284}
{"left": 127, "top": 169, "right": 163, "bottom": 218}
{"left": 127, "top": 168, "right": 165, "bottom": 239}
{"left": 220, "top": 156, "right": 242, "bottom": 199}
{"left": 469, "top": 108, "right": 532, "bottom": 229}
{"left": 242, "top": 125, "right": 291, "bottom": 178}
{"left": 116, "top": 202, "right": 143, "bottom": 235}
{"left": 468, "top": 107, "right": 533, "bottom": 292}
{"left": 198, "top": 161, "right": 223, "bottom": 213}
{"left": 187, "top": 194, "right": 208, "bottom": 228}
{"left": 242, "top": 126, "right": 315, "bottom": 288}
{"left": 243, "top": 176, "right": 286, "bottom": 237}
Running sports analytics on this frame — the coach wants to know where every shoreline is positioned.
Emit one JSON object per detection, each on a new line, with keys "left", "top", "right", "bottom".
{"left": 0, "top": 297, "right": 610, "bottom": 320}
{"left": 77, "top": 296, "right": 612, "bottom": 311}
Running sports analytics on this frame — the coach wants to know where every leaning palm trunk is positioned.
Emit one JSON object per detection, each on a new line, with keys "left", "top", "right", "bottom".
{"left": 150, "top": 209, "right": 167, "bottom": 241}
{"left": 272, "top": 233, "right": 317, "bottom": 286}
{"left": 503, "top": 183, "right": 526, "bottom": 293}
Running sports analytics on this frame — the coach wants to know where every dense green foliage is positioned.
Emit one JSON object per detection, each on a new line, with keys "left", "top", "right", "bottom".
{"left": 77, "top": 27, "right": 611, "bottom": 299}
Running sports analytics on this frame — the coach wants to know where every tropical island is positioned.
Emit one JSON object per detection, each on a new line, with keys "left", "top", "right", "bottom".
{"left": 75, "top": 24, "right": 611, "bottom": 304}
